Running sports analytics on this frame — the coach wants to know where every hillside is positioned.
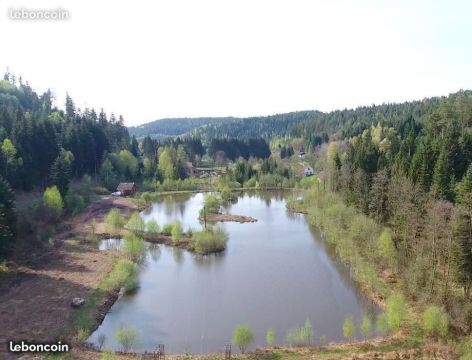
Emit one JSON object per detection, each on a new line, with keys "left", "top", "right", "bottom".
{"left": 128, "top": 111, "right": 322, "bottom": 141}
{"left": 128, "top": 117, "right": 237, "bottom": 138}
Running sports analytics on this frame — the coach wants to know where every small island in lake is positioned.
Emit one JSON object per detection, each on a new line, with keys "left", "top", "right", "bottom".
{"left": 198, "top": 193, "right": 257, "bottom": 223}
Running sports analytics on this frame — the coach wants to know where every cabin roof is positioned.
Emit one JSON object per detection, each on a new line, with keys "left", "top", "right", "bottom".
{"left": 117, "top": 182, "right": 136, "bottom": 191}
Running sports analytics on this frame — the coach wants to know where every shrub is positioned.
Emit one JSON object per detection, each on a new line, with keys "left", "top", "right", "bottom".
{"left": 377, "top": 229, "right": 397, "bottom": 269}
{"left": 126, "top": 212, "right": 145, "bottom": 233}
{"left": 360, "top": 315, "right": 372, "bottom": 339}
{"left": 203, "top": 194, "right": 222, "bottom": 214}
{"left": 244, "top": 177, "right": 257, "bottom": 188}
{"left": 343, "top": 316, "right": 355, "bottom": 342}
{"left": 122, "top": 233, "right": 146, "bottom": 260}
{"left": 161, "top": 223, "right": 173, "bottom": 236}
{"left": 422, "top": 306, "right": 448, "bottom": 339}
{"left": 146, "top": 219, "right": 159, "bottom": 235}
{"left": 43, "top": 186, "right": 63, "bottom": 217}
{"left": 105, "top": 209, "right": 125, "bottom": 231}
{"left": 385, "top": 293, "right": 408, "bottom": 331}
{"left": 266, "top": 328, "right": 275, "bottom": 346}
{"left": 376, "top": 313, "right": 390, "bottom": 336}
{"left": 171, "top": 222, "right": 183, "bottom": 243}
{"left": 64, "top": 193, "right": 85, "bottom": 215}
{"left": 220, "top": 186, "right": 237, "bottom": 203}
{"left": 102, "top": 259, "right": 139, "bottom": 293}
{"left": 114, "top": 325, "right": 139, "bottom": 353}
{"left": 155, "top": 178, "right": 205, "bottom": 192}
{"left": 141, "top": 192, "right": 152, "bottom": 203}
{"left": 286, "top": 319, "right": 313, "bottom": 346}
{"left": 232, "top": 324, "right": 254, "bottom": 354}
{"left": 192, "top": 228, "right": 228, "bottom": 254}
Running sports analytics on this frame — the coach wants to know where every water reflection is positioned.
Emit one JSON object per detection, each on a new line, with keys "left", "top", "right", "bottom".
{"left": 90, "top": 191, "right": 381, "bottom": 354}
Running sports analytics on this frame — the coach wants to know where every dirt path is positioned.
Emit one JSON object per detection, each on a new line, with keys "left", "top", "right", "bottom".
{"left": 0, "top": 196, "right": 137, "bottom": 359}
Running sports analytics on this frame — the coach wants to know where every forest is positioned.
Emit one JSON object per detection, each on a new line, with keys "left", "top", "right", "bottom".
{"left": 297, "top": 91, "right": 472, "bottom": 336}
{"left": 0, "top": 74, "right": 472, "bottom": 356}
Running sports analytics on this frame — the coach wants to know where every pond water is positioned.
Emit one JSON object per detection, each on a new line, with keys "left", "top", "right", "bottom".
{"left": 89, "top": 191, "right": 380, "bottom": 354}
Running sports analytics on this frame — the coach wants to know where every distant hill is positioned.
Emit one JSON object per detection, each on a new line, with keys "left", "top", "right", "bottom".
{"left": 128, "top": 117, "right": 237, "bottom": 138}
{"left": 128, "top": 111, "right": 322, "bottom": 140}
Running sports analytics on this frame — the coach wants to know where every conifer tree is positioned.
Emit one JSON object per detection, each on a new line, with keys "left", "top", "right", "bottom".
{"left": 0, "top": 175, "right": 16, "bottom": 257}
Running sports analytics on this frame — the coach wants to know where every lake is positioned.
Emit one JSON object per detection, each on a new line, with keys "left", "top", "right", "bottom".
{"left": 88, "top": 191, "right": 380, "bottom": 354}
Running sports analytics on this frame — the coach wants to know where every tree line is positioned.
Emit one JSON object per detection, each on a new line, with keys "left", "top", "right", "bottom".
{"left": 0, "top": 74, "right": 130, "bottom": 191}
{"left": 314, "top": 91, "right": 472, "bottom": 319}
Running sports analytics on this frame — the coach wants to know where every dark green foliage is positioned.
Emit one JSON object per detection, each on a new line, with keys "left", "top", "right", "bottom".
{"left": 128, "top": 117, "right": 236, "bottom": 138}
{"left": 50, "top": 149, "right": 74, "bottom": 197}
{"left": 0, "top": 77, "right": 129, "bottom": 191}
{"left": 0, "top": 175, "right": 16, "bottom": 257}
{"left": 208, "top": 138, "right": 270, "bottom": 161}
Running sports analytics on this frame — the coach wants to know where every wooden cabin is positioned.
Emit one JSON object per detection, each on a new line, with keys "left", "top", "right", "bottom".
{"left": 117, "top": 182, "right": 138, "bottom": 196}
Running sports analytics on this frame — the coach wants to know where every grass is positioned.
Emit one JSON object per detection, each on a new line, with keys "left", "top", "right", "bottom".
{"left": 70, "top": 258, "right": 139, "bottom": 343}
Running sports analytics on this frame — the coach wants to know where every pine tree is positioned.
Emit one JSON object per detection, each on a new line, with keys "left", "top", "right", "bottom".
{"left": 455, "top": 164, "right": 472, "bottom": 205}
{"left": 50, "top": 150, "right": 73, "bottom": 197}
{"left": 0, "top": 175, "right": 16, "bottom": 257}
{"left": 65, "top": 93, "right": 76, "bottom": 119}
{"left": 432, "top": 147, "right": 453, "bottom": 201}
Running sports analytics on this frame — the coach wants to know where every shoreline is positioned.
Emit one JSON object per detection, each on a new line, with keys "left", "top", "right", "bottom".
{"left": 0, "top": 190, "right": 455, "bottom": 359}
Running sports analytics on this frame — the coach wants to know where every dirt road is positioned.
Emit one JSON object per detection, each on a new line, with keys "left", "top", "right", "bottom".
{"left": 0, "top": 196, "right": 137, "bottom": 359}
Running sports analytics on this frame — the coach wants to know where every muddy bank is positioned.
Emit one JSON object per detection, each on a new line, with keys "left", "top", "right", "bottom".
{"left": 0, "top": 196, "right": 139, "bottom": 359}
{"left": 200, "top": 213, "right": 257, "bottom": 223}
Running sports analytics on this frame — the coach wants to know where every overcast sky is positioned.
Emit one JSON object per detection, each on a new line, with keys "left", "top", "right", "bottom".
{"left": 1, "top": 0, "right": 471, "bottom": 126}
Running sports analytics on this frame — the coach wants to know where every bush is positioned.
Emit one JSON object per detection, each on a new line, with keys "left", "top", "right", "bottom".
{"left": 105, "top": 209, "right": 125, "bottom": 231}
{"left": 114, "top": 325, "right": 139, "bottom": 353}
{"left": 64, "top": 193, "right": 86, "bottom": 215}
{"left": 203, "top": 194, "right": 222, "bottom": 214}
{"left": 126, "top": 212, "right": 145, "bottom": 233}
{"left": 286, "top": 319, "right": 313, "bottom": 347}
{"left": 360, "top": 315, "right": 372, "bottom": 339}
{"left": 377, "top": 229, "right": 397, "bottom": 269}
{"left": 102, "top": 259, "right": 139, "bottom": 293}
{"left": 192, "top": 228, "right": 228, "bottom": 254}
{"left": 155, "top": 178, "right": 206, "bottom": 192}
{"left": 376, "top": 313, "right": 390, "bottom": 336}
{"left": 141, "top": 191, "right": 152, "bottom": 203}
{"left": 266, "top": 328, "right": 275, "bottom": 346}
{"left": 220, "top": 186, "right": 237, "bottom": 203}
{"left": 232, "top": 325, "right": 254, "bottom": 354}
{"left": 244, "top": 177, "right": 257, "bottom": 188}
{"left": 43, "top": 186, "right": 63, "bottom": 217}
{"left": 122, "top": 233, "right": 146, "bottom": 260}
{"left": 385, "top": 293, "right": 408, "bottom": 331}
{"left": 343, "top": 316, "right": 355, "bottom": 342}
{"left": 171, "top": 222, "right": 183, "bottom": 243}
{"left": 161, "top": 223, "right": 173, "bottom": 236}
{"left": 422, "top": 306, "right": 448, "bottom": 339}
{"left": 146, "top": 219, "right": 159, "bottom": 235}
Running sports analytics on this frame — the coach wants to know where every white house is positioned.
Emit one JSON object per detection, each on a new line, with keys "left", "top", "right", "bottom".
{"left": 304, "top": 166, "right": 314, "bottom": 177}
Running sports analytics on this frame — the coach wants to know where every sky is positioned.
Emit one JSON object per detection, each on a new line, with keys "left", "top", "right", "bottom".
{"left": 1, "top": 0, "right": 471, "bottom": 126}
